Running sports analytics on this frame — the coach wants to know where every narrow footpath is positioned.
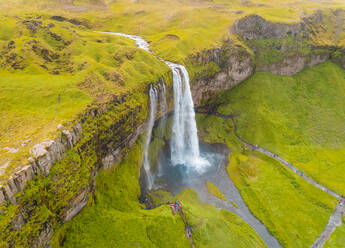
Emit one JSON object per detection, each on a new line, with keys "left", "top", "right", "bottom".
{"left": 311, "top": 202, "right": 345, "bottom": 248}
{"left": 199, "top": 109, "right": 345, "bottom": 248}
{"left": 170, "top": 202, "right": 196, "bottom": 248}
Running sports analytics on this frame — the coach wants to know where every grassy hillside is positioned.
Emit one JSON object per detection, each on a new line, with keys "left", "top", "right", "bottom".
{"left": 0, "top": 17, "right": 169, "bottom": 179}
{"left": 196, "top": 113, "right": 337, "bottom": 248}
{"left": 216, "top": 61, "right": 345, "bottom": 195}
{"left": 56, "top": 137, "right": 267, "bottom": 248}
{"left": 1, "top": 0, "right": 345, "bottom": 179}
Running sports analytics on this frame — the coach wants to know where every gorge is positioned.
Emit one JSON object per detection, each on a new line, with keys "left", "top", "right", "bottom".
{"left": 0, "top": 1, "right": 345, "bottom": 248}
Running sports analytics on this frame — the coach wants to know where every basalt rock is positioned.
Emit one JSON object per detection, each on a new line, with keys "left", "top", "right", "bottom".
{"left": 232, "top": 14, "right": 304, "bottom": 40}
{"left": 190, "top": 45, "right": 254, "bottom": 105}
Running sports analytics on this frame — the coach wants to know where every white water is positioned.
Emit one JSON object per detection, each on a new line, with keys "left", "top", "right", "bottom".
{"left": 142, "top": 85, "right": 158, "bottom": 190}
{"left": 159, "top": 79, "right": 167, "bottom": 128}
{"left": 96, "top": 31, "right": 209, "bottom": 179}
{"left": 95, "top": 31, "right": 152, "bottom": 53}
{"left": 168, "top": 63, "right": 209, "bottom": 171}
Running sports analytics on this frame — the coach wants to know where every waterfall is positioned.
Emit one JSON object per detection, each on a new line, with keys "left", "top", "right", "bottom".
{"left": 97, "top": 31, "right": 210, "bottom": 176}
{"left": 159, "top": 78, "right": 167, "bottom": 132}
{"left": 168, "top": 63, "right": 209, "bottom": 172}
{"left": 142, "top": 85, "right": 158, "bottom": 190}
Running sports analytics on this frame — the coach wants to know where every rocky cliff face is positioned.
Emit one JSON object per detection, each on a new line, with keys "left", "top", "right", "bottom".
{"left": 232, "top": 14, "right": 304, "bottom": 40}
{"left": 257, "top": 52, "right": 329, "bottom": 76}
{"left": 0, "top": 76, "right": 172, "bottom": 247}
{"left": 190, "top": 45, "right": 254, "bottom": 106}
{"left": 188, "top": 9, "right": 345, "bottom": 105}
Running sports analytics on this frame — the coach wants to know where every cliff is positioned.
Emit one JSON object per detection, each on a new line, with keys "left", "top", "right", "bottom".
{"left": 1, "top": 8, "right": 345, "bottom": 248}
{"left": 189, "top": 9, "right": 345, "bottom": 105}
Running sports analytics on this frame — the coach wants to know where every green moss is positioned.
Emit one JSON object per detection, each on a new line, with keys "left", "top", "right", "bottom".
{"left": 217, "top": 61, "right": 345, "bottom": 195}
{"left": 231, "top": 201, "right": 239, "bottom": 209}
{"left": 196, "top": 111, "right": 337, "bottom": 248}
{"left": 195, "top": 59, "right": 345, "bottom": 247}
{"left": 246, "top": 36, "right": 312, "bottom": 66}
{"left": 206, "top": 181, "right": 227, "bottom": 201}
{"left": 53, "top": 139, "right": 191, "bottom": 248}
{"left": 57, "top": 137, "right": 267, "bottom": 248}
{"left": 177, "top": 189, "right": 267, "bottom": 248}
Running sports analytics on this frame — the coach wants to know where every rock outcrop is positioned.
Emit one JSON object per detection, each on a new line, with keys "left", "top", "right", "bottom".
{"left": 190, "top": 46, "right": 254, "bottom": 105}
{"left": 257, "top": 52, "right": 329, "bottom": 75}
{"left": 0, "top": 123, "right": 82, "bottom": 206}
{"left": 0, "top": 77, "right": 172, "bottom": 247}
{"left": 232, "top": 14, "right": 304, "bottom": 40}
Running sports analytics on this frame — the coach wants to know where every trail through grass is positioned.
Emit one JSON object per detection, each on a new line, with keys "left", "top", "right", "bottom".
{"left": 57, "top": 138, "right": 267, "bottom": 248}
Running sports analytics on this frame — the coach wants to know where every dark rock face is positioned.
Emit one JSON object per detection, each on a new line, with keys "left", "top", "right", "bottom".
{"left": 0, "top": 77, "right": 172, "bottom": 247}
{"left": 230, "top": 10, "right": 345, "bottom": 75}
{"left": 191, "top": 46, "right": 254, "bottom": 105}
{"left": 50, "top": 15, "right": 90, "bottom": 28}
{"left": 232, "top": 15, "right": 304, "bottom": 40}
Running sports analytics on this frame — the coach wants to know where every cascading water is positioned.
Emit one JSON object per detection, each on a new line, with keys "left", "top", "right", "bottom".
{"left": 96, "top": 31, "right": 209, "bottom": 179}
{"left": 96, "top": 31, "right": 282, "bottom": 248}
{"left": 158, "top": 79, "right": 167, "bottom": 131}
{"left": 168, "top": 63, "right": 209, "bottom": 172}
{"left": 142, "top": 85, "right": 158, "bottom": 190}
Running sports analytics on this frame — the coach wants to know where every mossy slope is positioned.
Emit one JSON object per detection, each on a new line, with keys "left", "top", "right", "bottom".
{"left": 195, "top": 111, "right": 337, "bottom": 248}
{"left": 57, "top": 138, "right": 267, "bottom": 248}
{"left": 217, "top": 61, "right": 345, "bottom": 195}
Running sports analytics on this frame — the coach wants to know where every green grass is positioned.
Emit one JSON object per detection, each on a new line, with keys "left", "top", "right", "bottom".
{"left": 55, "top": 140, "right": 191, "bottom": 248}
{"left": 0, "top": 18, "right": 170, "bottom": 178}
{"left": 56, "top": 138, "right": 267, "bottom": 248}
{"left": 216, "top": 61, "right": 345, "bottom": 196}
{"left": 1, "top": 0, "right": 345, "bottom": 179}
{"left": 206, "top": 181, "right": 227, "bottom": 201}
{"left": 196, "top": 113, "right": 338, "bottom": 248}
{"left": 324, "top": 216, "right": 345, "bottom": 248}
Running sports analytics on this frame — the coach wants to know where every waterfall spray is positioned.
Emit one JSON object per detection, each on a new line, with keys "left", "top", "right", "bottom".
{"left": 142, "top": 85, "right": 158, "bottom": 190}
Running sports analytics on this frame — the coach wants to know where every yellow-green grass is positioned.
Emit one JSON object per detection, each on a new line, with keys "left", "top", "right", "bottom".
{"left": 0, "top": 18, "right": 170, "bottom": 179}
{"left": 1, "top": 0, "right": 345, "bottom": 178}
{"left": 206, "top": 181, "right": 227, "bottom": 201}
{"left": 231, "top": 201, "right": 239, "bottom": 209}
{"left": 2, "top": 0, "right": 345, "bottom": 64}
{"left": 217, "top": 61, "right": 345, "bottom": 196}
{"left": 324, "top": 216, "right": 345, "bottom": 248}
{"left": 196, "top": 113, "right": 338, "bottom": 248}
{"left": 56, "top": 137, "right": 267, "bottom": 248}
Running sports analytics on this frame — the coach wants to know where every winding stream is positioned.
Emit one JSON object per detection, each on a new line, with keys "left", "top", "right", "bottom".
{"left": 200, "top": 110, "right": 345, "bottom": 248}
